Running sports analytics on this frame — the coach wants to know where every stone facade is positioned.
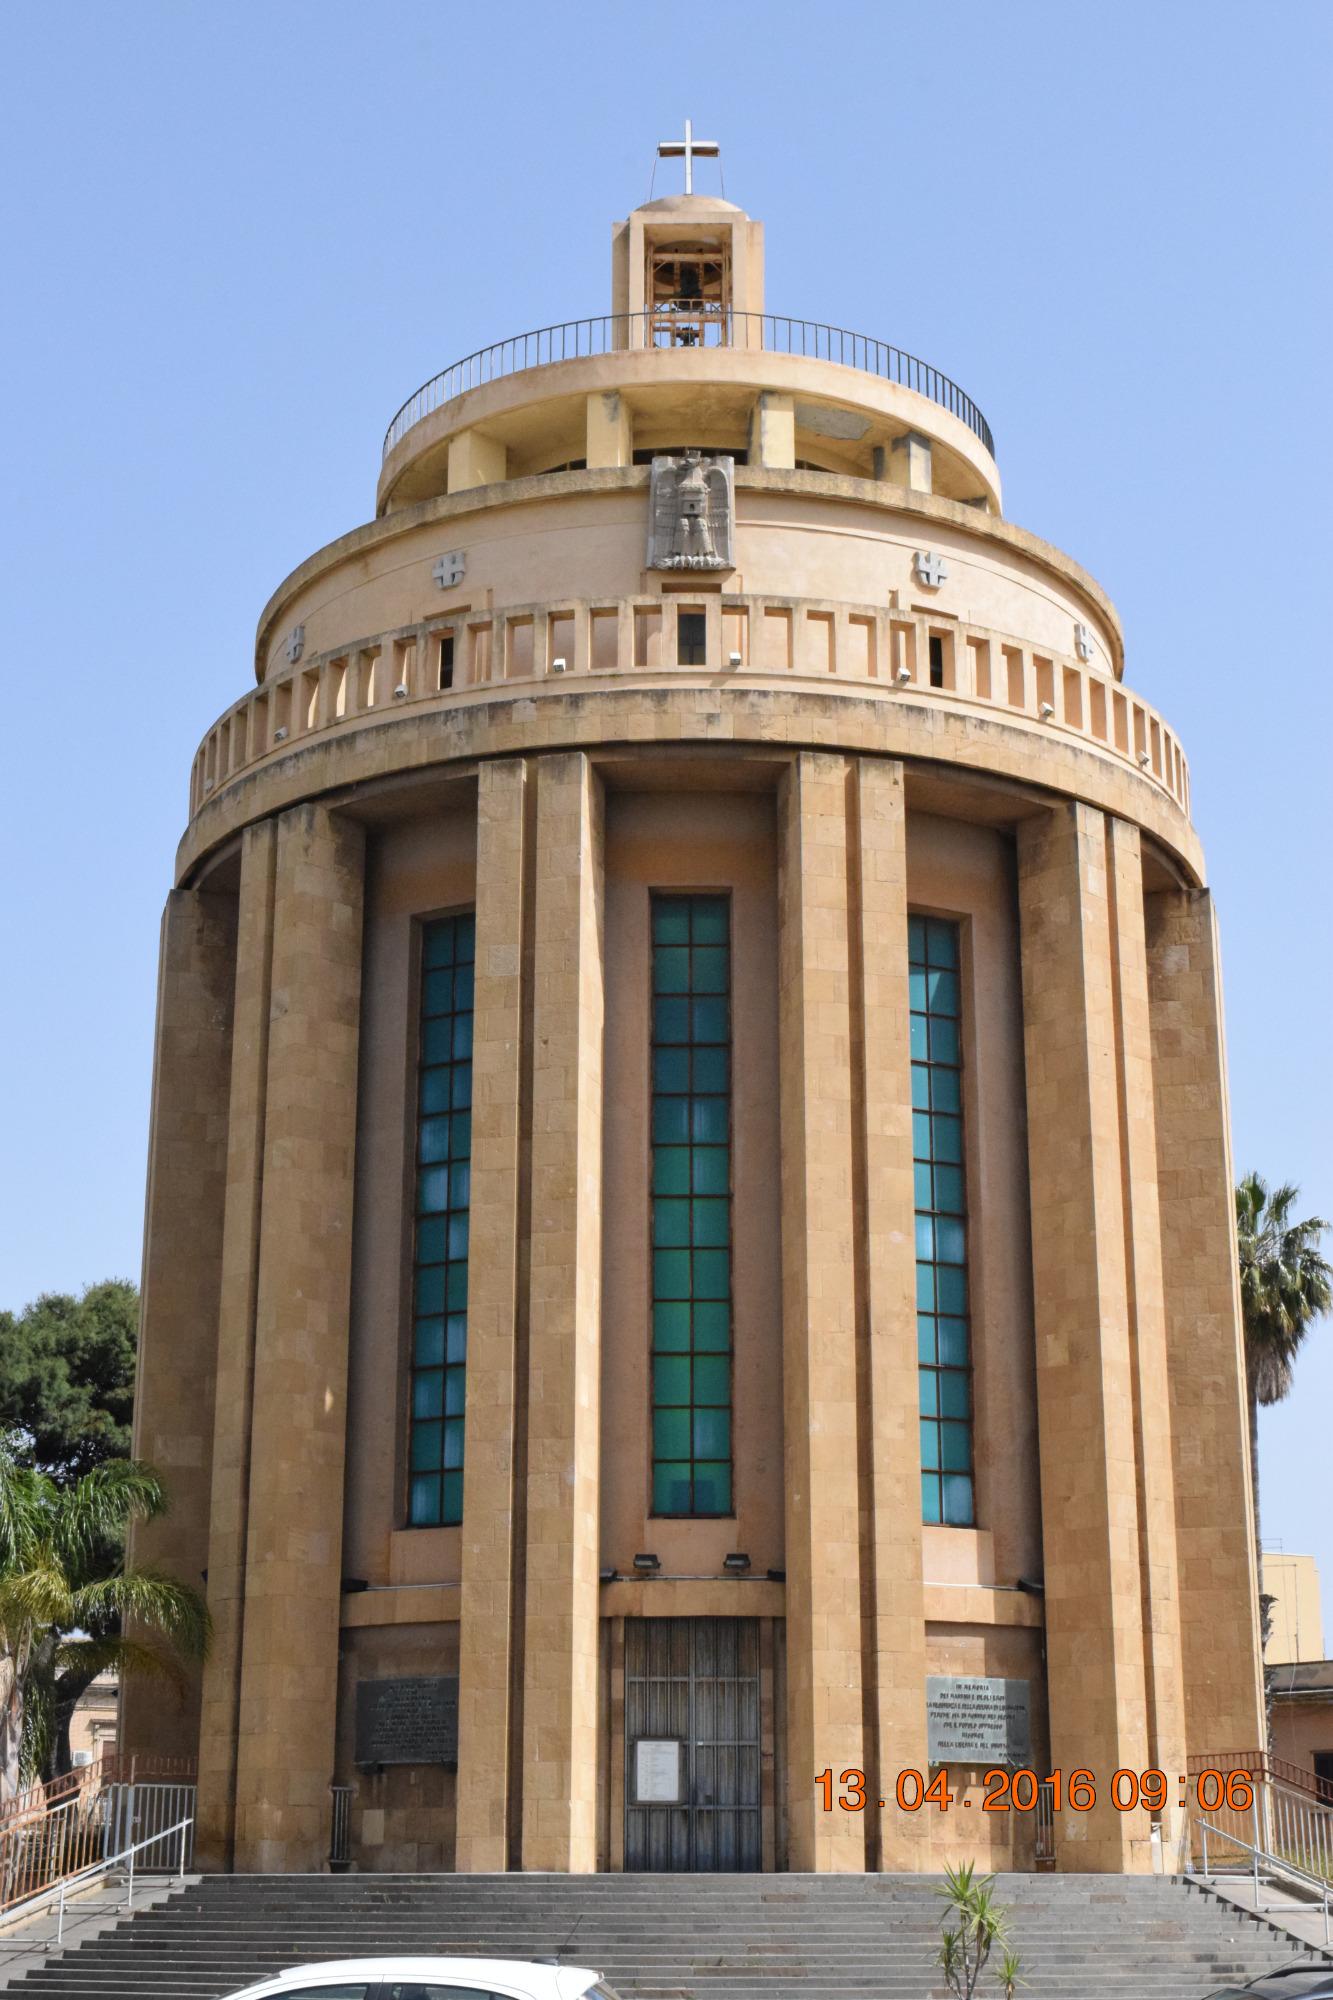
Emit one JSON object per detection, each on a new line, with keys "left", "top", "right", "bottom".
{"left": 127, "top": 182, "right": 1263, "bottom": 1876}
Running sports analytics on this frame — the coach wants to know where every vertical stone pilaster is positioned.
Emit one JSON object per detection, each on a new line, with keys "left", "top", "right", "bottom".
{"left": 456, "top": 760, "right": 530, "bottom": 1872}
{"left": 777, "top": 752, "right": 866, "bottom": 1872}
{"left": 196, "top": 820, "right": 277, "bottom": 1870}
{"left": 123, "top": 886, "right": 236, "bottom": 1767}
{"left": 852, "top": 758, "right": 929, "bottom": 1868}
{"left": 1146, "top": 887, "right": 1265, "bottom": 1757}
{"left": 1106, "top": 820, "right": 1187, "bottom": 1813}
{"left": 520, "top": 752, "right": 604, "bottom": 1873}
{"left": 232, "top": 803, "right": 365, "bottom": 1873}
{"left": 1017, "top": 801, "right": 1151, "bottom": 1871}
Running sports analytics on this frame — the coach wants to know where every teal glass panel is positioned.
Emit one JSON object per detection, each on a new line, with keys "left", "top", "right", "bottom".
{"left": 693, "top": 1354, "right": 730, "bottom": 1405}
{"left": 653, "top": 1147, "right": 691, "bottom": 1195}
{"left": 654, "top": 945, "right": 690, "bottom": 993}
{"left": 653, "top": 1046, "right": 690, "bottom": 1092}
{"left": 653, "top": 1199, "right": 691, "bottom": 1247}
{"left": 653, "top": 1249, "right": 691, "bottom": 1299}
{"left": 415, "top": 1217, "right": 447, "bottom": 1266}
{"left": 692, "top": 1147, "right": 729, "bottom": 1195}
{"left": 940, "top": 1370, "right": 970, "bottom": 1419}
{"left": 692, "top": 1464, "right": 732, "bottom": 1514}
{"left": 415, "top": 1317, "right": 445, "bottom": 1367}
{"left": 653, "top": 1463, "right": 692, "bottom": 1513}
{"left": 653, "top": 1355, "right": 691, "bottom": 1403}
{"left": 692, "top": 1300, "right": 731, "bottom": 1352}
{"left": 413, "top": 1371, "right": 444, "bottom": 1420}
{"left": 653, "top": 1408, "right": 691, "bottom": 1458}
{"left": 653, "top": 1301, "right": 692, "bottom": 1351}
{"left": 408, "top": 911, "right": 474, "bottom": 1526}
{"left": 650, "top": 892, "right": 734, "bottom": 1517}
{"left": 692, "top": 1046, "right": 729, "bottom": 1093}
{"left": 910, "top": 912, "right": 975, "bottom": 1528}
{"left": 692, "top": 1198, "right": 730, "bottom": 1247}
{"left": 693, "top": 1408, "right": 730, "bottom": 1458}
{"left": 938, "top": 1316, "right": 968, "bottom": 1366}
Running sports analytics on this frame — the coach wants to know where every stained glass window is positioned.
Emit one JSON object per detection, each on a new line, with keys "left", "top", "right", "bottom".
{"left": 407, "top": 912, "right": 474, "bottom": 1527}
{"left": 910, "top": 914, "right": 975, "bottom": 1527}
{"left": 650, "top": 894, "right": 733, "bottom": 1517}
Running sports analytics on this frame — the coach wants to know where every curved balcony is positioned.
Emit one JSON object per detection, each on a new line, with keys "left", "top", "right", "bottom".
{"left": 383, "top": 310, "right": 995, "bottom": 462}
{"left": 188, "top": 595, "right": 1188, "bottom": 836}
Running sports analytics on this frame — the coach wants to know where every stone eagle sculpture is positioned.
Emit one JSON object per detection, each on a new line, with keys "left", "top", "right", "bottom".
{"left": 647, "top": 451, "right": 735, "bottom": 571}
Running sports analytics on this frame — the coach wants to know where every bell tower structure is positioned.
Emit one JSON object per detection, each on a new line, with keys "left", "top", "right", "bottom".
{"left": 126, "top": 146, "right": 1264, "bottom": 1881}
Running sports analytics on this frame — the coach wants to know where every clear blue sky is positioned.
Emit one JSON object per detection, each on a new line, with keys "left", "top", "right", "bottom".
{"left": 2, "top": 2, "right": 1329, "bottom": 1622}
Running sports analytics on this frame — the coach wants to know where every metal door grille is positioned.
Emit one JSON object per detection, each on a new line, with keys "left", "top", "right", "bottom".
{"left": 624, "top": 1617, "right": 761, "bottom": 1871}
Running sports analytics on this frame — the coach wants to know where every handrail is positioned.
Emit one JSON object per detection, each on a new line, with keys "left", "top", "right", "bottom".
{"left": 382, "top": 309, "right": 995, "bottom": 461}
{"left": 52, "top": 1816, "right": 195, "bottom": 1936}
{"left": 1195, "top": 1813, "right": 1332, "bottom": 1947}
{"left": 1193, "top": 1750, "right": 1333, "bottom": 1808}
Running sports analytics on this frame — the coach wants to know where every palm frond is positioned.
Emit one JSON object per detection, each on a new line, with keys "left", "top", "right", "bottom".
{"left": 71, "top": 1566, "right": 211, "bottom": 1660}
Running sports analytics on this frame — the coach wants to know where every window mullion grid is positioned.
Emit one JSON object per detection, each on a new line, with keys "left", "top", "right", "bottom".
{"left": 910, "top": 913, "right": 974, "bottom": 1527}
{"left": 408, "top": 912, "right": 475, "bottom": 1526}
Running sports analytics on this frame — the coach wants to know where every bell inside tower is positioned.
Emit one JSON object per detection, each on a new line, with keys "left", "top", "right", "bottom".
{"left": 648, "top": 241, "right": 731, "bottom": 347}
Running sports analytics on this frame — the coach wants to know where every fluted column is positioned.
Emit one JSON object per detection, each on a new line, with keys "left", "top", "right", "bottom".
{"left": 195, "top": 820, "right": 277, "bottom": 1869}
{"left": 852, "top": 757, "right": 929, "bottom": 1868}
{"left": 520, "top": 752, "right": 605, "bottom": 1872}
{"left": 1146, "top": 886, "right": 1265, "bottom": 1757}
{"left": 232, "top": 803, "right": 365, "bottom": 1872}
{"left": 456, "top": 759, "right": 531, "bottom": 1872}
{"left": 1017, "top": 801, "right": 1151, "bottom": 1871}
{"left": 123, "top": 885, "right": 236, "bottom": 1767}
{"left": 778, "top": 751, "right": 867, "bottom": 1872}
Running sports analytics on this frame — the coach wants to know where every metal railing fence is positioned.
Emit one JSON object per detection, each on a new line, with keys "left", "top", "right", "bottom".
{"left": 0, "top": 1772, "right": 196, "bottom": 1918}
{"left": 1195, "top": 1815, "right": 1332, "bottom": 1946}
{"left": 382, "top": 309, "right": 994, "bottom": 461}
{"left": 329, "top": 1784, "right": 353, "bottom": 1869}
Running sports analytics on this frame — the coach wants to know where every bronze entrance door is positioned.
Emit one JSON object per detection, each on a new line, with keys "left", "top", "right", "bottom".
{"left": 624, "top": 1616, "right": 762, "bottom": 1871}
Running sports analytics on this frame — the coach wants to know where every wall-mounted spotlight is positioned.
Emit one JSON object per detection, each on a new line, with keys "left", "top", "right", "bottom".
{"left": 896, "top": 666, "right": 912, "bottom": 685}
{"left": 552, "top": 656, "right": 569, "bottom": 673}
{"left": 723, "top": 1552, "right": 751, "bottom": 1573}
{"left": 598, "top": 1566, "right": 620, "bottom": 1585}
{"left": 273, "top": 726, "right": 289, "bottom": 743}
{"left": 1138, "top": 750, "right": 1151, "bottom": 768}
{"left": 1039, "top": 701, "right": 1055, "bottom": 721}
{"left": 727, "top": 650, "right": 743, "bottom": 667}
{"left": 766, "top": 1566, "right": 787, "bottom": 1583}
{"left": 393, "top": 682, "right": 409, "bottom": 700}
{"left": 632, "top": 1552, "right": 660, "bottom": 1572}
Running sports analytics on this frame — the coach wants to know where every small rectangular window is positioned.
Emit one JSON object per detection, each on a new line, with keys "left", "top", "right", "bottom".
{"left": 677, "top": 611, "right": 707, "bottom": 665}
{"left": 929, "top": 635, "right": 945, "bottom": 688}
{"left": 910, "top": 914, "right": 975, "bottom": 1528}
{"left": 439, "top": 635, "right": 455, "bottom": 691}
{"left": 407, "top": 912, "right": 475, "bottom": 1528}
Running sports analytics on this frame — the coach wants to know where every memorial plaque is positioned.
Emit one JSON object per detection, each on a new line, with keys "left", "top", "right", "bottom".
{"left": 354, "top": 1674, "right": 458, "bottom": 1768}
{"left": 926, "top": 1675, "right": 1031, "bottom": 1764}
{"left": 633, "top": 1737, "right": 684, "bottom": 1804}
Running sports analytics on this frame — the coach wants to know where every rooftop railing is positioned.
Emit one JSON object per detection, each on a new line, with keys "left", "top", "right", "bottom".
{"left": 382, "top": 308, "right": 995, "bottom": 462}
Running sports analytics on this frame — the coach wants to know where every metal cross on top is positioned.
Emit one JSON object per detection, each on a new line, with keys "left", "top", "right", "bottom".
{"left": 657, "top": 118, "right": 720, "bottom": 196}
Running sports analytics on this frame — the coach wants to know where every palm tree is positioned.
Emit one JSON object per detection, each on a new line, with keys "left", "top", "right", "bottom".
{"left": 1235, "top": 1174, "right": 1332, "bottom": 1648}
{"left": 0, "top": 1444, "right": 209, "bottom": 1798}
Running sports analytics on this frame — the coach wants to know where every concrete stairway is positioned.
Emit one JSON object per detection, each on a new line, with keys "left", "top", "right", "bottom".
{"left": 2, "top": 1871, "right": 1326, "bottom": 2000}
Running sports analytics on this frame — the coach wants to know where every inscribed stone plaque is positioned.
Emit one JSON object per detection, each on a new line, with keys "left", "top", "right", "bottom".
{"left": 926, "top": 1676, "right": 1031, "bottom": 1764}
{"left": 634, "top": 1737, "right": 684, "bottom": 1804}
{"left": 354, "top": 1674, "right": 458, "bottom": 1767}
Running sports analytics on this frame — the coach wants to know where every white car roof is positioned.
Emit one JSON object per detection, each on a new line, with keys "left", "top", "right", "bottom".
{"left": 232, "top": 1958, "right": 601, "bottom": 1999}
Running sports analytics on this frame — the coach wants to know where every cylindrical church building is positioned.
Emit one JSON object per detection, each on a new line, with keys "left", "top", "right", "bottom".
{"left": 125, "top": 179, "right": 1265, "bottom": 1880}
